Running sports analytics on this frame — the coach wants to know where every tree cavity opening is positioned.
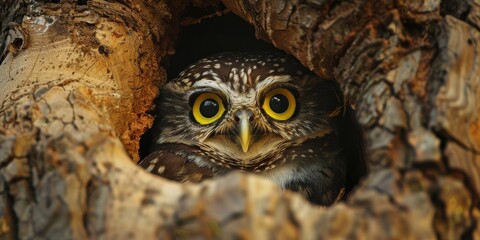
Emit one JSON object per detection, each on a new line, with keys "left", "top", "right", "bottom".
{"left": 138, "top": 4, "right": 367, "bottom": 205}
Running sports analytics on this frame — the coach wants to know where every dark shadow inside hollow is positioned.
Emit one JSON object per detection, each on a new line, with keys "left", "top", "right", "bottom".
{"left": 139, "top": 5, "right": 367, "bottom": 202}
{"left": 165, "top": 10, "right": 279, "bottom": 79}
{"left": 340, "top": 105, "right": 367, "bottom": 194}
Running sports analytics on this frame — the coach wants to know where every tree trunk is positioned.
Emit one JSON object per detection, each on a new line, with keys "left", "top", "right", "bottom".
{"left": 0, "top": 0, "right": 478, "bottom": 239}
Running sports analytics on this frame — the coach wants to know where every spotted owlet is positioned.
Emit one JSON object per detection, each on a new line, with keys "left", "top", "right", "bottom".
{"left": 139, "top": 52, "right": 349, "bottom": 205}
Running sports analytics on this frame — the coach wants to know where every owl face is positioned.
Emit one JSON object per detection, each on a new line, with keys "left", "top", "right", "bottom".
{"left": 155, "top": 52, "right": 343, "bottom": 171}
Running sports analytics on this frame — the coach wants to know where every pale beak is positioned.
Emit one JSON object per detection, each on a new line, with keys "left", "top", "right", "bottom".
{"left": 239, "top": 115, "right": 252, "bottom": 153}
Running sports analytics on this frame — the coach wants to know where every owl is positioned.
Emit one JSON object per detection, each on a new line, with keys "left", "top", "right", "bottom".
{"left": 139, "top": 52, "right": 348, "bottom": 205}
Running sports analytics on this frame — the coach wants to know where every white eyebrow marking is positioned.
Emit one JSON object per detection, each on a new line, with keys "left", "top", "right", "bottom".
{"left": 255, "top": 75, "right": 293, "bottom": 91}
{"left": 192, "top": 79, "right": 228, "bottom": 90}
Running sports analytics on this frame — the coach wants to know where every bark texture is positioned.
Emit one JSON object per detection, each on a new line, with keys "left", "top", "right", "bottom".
{"left": 0, "top": 0, "right": 479, "bottom": 239}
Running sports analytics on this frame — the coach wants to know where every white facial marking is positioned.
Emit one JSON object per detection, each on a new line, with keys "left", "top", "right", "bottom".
{"left": 255, "top": 75, "right": 292, "bottom": 91}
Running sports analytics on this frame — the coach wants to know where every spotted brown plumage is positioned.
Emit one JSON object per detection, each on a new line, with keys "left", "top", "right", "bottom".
{"left": 138, "top": 52, "right": 347, "bottom": 205}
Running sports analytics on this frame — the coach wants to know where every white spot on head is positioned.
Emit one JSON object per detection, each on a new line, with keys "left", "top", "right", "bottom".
{"left": 200, "top": 70, "right": 220, "bottom": 78}
{"left": 240, "top": 69, "right": 248, "bottom": 85}
{"left": 157, "top": 166, "right": 166, "bottom": 174}
{"left": 146, "top": 164, "right": 155, "bottom": 172}
{"left": 214, "top": 64, "right": 221, "bottom": 69}
{"left": 230, "top": 68, "right": 239, "bottom": 83}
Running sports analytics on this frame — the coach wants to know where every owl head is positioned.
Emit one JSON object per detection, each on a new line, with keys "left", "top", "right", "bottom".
{"left": 154, "top": 52, "right": 344, "bottom": 171}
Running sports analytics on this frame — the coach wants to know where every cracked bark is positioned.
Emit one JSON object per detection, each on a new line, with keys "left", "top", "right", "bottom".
{"left": 0, "top": 0, "right": 479, "bottom": 239}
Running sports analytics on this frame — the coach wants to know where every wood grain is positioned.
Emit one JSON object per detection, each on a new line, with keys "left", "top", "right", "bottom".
{"left": 0, "top": 0, "right": 478, "bottom": 238}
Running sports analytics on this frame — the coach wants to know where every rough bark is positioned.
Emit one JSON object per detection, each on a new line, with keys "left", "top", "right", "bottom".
{"left": 0, "top": 0, "right": 478, "bottom": 239}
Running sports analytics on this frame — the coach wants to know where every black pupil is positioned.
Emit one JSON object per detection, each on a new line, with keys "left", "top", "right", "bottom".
{"left": 270, "top": 94, "right": 289, "bottom": 113}
{"left": 200, "top": 99, "right": 219, "bottom": 118}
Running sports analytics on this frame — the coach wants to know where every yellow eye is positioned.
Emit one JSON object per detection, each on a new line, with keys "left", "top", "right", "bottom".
{"left": 262, "top": 88, "right": 296, "bottom": 121}
{"left": 192, "top": 93, "right": 225, "bottom": 125}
